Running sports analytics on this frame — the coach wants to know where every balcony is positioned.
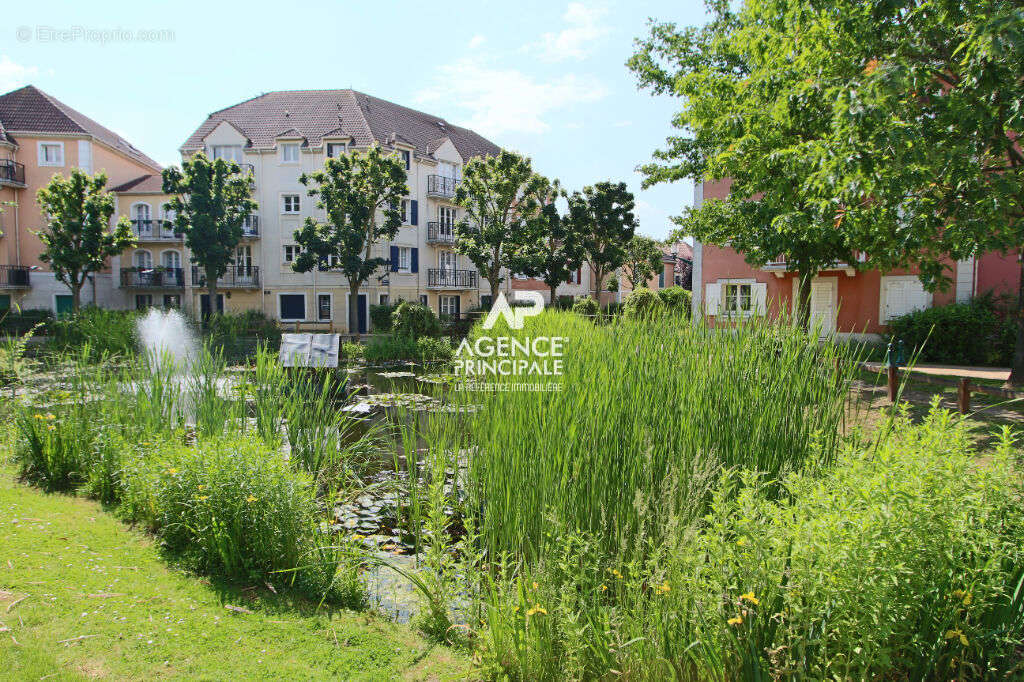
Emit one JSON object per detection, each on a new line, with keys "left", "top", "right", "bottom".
{"left": 240, "top": 215, "right": 260, "bottom": 238}
{"left": 131, "top": 219, "right": 183, "bottom": 242}
{"left": 192, "top": 265, "right": 260, "bottom": 289}
{"left": 426, "top": 221, "right": 455, "bottom": 244}
{"left": 427, "top": 268, "right": 478, "bottom": 289}
{"left": 0, "top": 265, "right": 31, "bottom": 288}
{"left": 762, "top": 254, "right": 865, "bottom": 278}
{"left": 427, "top": 175, "right": 458, "bottom": 199}
{"left": 121, "top": 267, "right": 185, "bottom": 288}
{"left": 0, "top": 160, "right": 26, "bottom": 187}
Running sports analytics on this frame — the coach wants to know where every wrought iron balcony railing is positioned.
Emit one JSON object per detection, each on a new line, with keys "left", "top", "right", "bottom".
{"left": 120, "top": 267, "right": 185, "bottom": 288}
{"left": 426, "top": 221, "right": 455, "bottom": 244}
{"left": 240, "top": 215, "right": 259, "bottom": 237}
{"left": 191, "top": 265, "right": 260, "bottom": 288}
{"left": 0, "top": 160, "right": 26, "bottom": 187}
{"left": 131, "top": 219, "right": 183, "bottom": 241}
{"left": 427, "top": 268, "right": 478, "bottom": 289}
{"left": 0, "top": 265, "right": 31, "bottom": 288}
{"left": 426, "top": 175, "right": 458, "bottom": 199}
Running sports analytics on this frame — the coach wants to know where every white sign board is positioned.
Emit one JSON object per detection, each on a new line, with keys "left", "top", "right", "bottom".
{"left": 279, "top": 333, "right": 340, "bottom": 368}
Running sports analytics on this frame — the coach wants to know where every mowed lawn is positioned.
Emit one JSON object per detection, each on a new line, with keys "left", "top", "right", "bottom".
{"left": 0, "top": 466, "right": 473, "bottom": 681}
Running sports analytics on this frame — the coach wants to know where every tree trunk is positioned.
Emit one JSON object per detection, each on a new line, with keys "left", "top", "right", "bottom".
{"left": 349, "top": 280, "right": 361, "bottom": 342}
{"left": 592, "top": 266, "right": 603, "bottom": 303}
{"left": 70, "top": 282, "right": 82, "bottom": 314}
{"left": 488, "top": 271, "right": 501, "bottom": 307}
{"left": 1007, "top": 253, "right": 1024, "bottom": 386}
{"left": 549, "top": 284, "right": 558, "bottom": 309}
{"left": 205, "top": 267, "right": 219, "bottom": 326}
{"left": 796, "top": 269, "right": 812, "bottom": 332}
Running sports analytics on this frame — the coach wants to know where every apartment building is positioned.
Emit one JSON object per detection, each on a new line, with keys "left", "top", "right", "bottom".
{"left": 166, "top": 89, "right": 501, "bottom": 332}
{"left": 0, "top": 85, "right": 163, "bottom": 314}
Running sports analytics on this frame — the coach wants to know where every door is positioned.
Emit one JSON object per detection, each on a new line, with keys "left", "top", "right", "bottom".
{"left": 438, "top": 206, "right": 456, "bottom": 239}
{"left": 348, "top": 293, "right": 368, "bottom": 334}
{"left": 439, "top": 251, "right": 456, "bottom": 272}
{"left": 55, "top": 295, "right": 74, "bottom": 317}
{"left": 234, "top": 245, "right": 254, "bottom": 285}
{"left": 797, "top": 278, "right": 836, "bottom": 335}
{"left": 133, "top": 204, "right": 152, "bottom": 236}
{"left": 200, "top": 294, "right": 224, "bottom": 317}
{"left": 134, "top": 250, "right": 153, "bottom": 269}
{"left": 161, "top": 251, "right": 181, "bottom": 270}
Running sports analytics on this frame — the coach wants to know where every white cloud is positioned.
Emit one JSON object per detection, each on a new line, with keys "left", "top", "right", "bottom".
{"left": 415, "top": 59, "right": 608, "bottom": 137}
{"left": 536, "top": 3, "right": 610, "bottom": 62}
{"left": 468, "top": 35, "right": 486, "bottom": 49}
{"left": 0, "top": 56, "right": 40, "bottom": 93}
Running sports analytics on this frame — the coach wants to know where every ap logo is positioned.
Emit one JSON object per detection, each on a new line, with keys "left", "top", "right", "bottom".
{"left": 481, "top": 291, "right": 544, "bottom": 330}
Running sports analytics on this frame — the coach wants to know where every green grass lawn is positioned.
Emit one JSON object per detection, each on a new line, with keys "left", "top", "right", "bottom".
{"left": 0, "top": 465, "right": 474, "bottom": 681}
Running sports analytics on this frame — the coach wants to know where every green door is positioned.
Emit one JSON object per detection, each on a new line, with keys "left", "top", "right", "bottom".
{"left": 55, "top": 295, "right": 74, "bottom": 318}
{"left": 0, "top": 295, "right": 10, "bottom": 312}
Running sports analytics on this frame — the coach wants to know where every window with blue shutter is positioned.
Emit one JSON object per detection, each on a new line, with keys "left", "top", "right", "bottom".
{"left": 390, "top": 245, "right": 399, "bottom": 272}
{"left": 410, "top": 248, "right": 419, "bottom": 273}
{"left": 411, "top": 200, "right": 418, "bottom": 226}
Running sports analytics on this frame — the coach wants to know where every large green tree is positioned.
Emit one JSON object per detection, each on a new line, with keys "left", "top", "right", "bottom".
{"left": 508, "top": 178, "right": 585, "bottom": 305}
{"left": 453, "top": 150, "right": 546, "bottom": 300}
{"left": 623, "top": 235, "right": 664, "bottom": 289}
{"left": 292, "top": 145, "right": 406, "bottom": 338}
{"left": 162, "top": 152, "right": 256, "bottom": 316}
{"left": 568, "top": 181, "right": 637, "bottom": 302}
{"left": 628, "top": 1, "right": 861, "bottom": 328}
{"left": 36, "top": 169, "right": 134, "bottom": 313}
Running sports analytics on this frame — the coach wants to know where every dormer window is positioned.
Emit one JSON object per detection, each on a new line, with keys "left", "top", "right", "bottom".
{"left": 281, "top": 143, "right": 300, "bottom": 163}
{"left": 400, "top": 150, "right": 411, "bottom": 170}
{"left": 326, "top": 142, "right": 346, "bottom": 158}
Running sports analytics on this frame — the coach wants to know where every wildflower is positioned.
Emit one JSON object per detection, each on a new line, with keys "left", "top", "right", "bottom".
{"left": 864, "top": 58, "right": 879, "bottom": 75}
{"left": 167, "top": 468, "right": 178, "bottom": 475}
{"left": 945, "top": 629, "right": 969, "bottom": 646}
{"left": 526, "top": 604, "right": 547, "bottom": 616}
{"left": 197, "top": 496, "right": 209, "bottom": 501}
{"left": 46, "top": 413, "right": 55, "bottom": 420}
{"left": 352, "top": 534, "right": 365, "bottom": 540}
{"left": 600, "top": 584, "right": 608, "bottom": 592}
{"left": 246, "top": 495, "right": 257, "bottom": 503}
{"left": 736, "top": 537, "right": 747, "bottom": 547}
{"left": 47, "top": 424, "right": 56, "bottom": 431}
{"left": 740, "top": 591, "right": 759, "bottom": 606}
{"left": 33, "top": 414, "right": 45, "bottom": 420}
{"left": 198, "top": 485, "right": 206, "bottom": 491}
{"left": 512, "top": 605, "right": 520, "bottom": 614}
{"left": 655, "top": 581, "right": 671, "bottom": 595}
{"left": 728, "top": 615, "right": 743, "bottom": 626}
{"left": 610, "top": 568, "right": 623, "bottom": 580}
{"left": 532, "top": 582, "right": 538, "bottom": 590}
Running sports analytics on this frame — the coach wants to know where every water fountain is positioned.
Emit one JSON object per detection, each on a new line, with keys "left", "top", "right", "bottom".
{"left": 136, "top": 308, "right": 198, "bottom": 372}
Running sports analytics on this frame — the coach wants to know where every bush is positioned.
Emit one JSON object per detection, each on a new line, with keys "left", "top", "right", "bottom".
{"left": 0, "top": 308, "right": 53, "bottom": 336}
{"left": 888, "top": 293, "right": 1013, "bottom": 366}
{"left": 370, "top": 303, "right": 396, "bottom": 332}
{"left": 392, "top": 302, "right": 441, "bottom": 339}
{"left": 622, "top": 287, "right": 662, "bottom": 319}
{"left": 417, "top": 336, "right": 454, "bottom": 362}
{"left": 341, "top": 341, "right": 363, "bottom": 361}
{"left": 205, "top": 311, "right": 282, "bottom": 359}
{"left": 556, "top": 295, "right": 575, "bottom": 310}
{"left": 364, "top": 334, "right": 419, "bottom": 362}
{"left": 571, "top": 297, "right": 599, "bottom": 317}
{"left": 49, "top": 307, "right": 139, "bottom": 358}
{"left": 657, "top": 286, "right": 692, "bottom": 317}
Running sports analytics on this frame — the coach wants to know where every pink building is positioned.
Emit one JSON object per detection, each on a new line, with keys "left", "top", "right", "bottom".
{"left": 692, "top": 179, "right": 1019, "bottom": 338}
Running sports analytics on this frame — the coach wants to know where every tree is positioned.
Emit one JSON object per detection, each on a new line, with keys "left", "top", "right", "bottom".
{"left": 568, "top": 182, "right": 637, "bottom": 302}
{"left": 162, "top": 152, "right": 256, "bottom": 317}
{"left": 36, "top": 169, "right": 134, "bottom": 313}
{"left": 623, "top": 235, "right": 664, "bottom": 289}
{"left": 453, "top": 150, "right": 546, "bottom": 299}
{"left": 292, "top": 145, "right": 406, "bottom": 338}
{"left": 627, "top": 1, "right": 861, "bottom": 328}
{"left": 508, "top": 178, "right": 585, "bottom": 304}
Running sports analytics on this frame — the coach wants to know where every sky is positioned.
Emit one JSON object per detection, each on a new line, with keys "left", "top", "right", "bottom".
{"left": 0, "top": 0, "right": 710, "bottom": 240}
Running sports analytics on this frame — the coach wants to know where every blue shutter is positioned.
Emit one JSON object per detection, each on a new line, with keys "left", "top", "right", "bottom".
{"left": 390, "top": 245, "right": 399, "bottom": 272}
{"left": 411, "top": 200, "right": 418, "bottom": 226}
{"left": 411, "top": 248, "right": 419, "bottom": 273}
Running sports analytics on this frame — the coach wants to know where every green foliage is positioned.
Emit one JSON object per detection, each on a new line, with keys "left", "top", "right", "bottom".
{"left": 49, "top": 306, "right": 139, "bottom": 358}
{"left": 36, "top": 169, "right": 135, "bottom": 312}
{"left": 888, "top": 294, "right": 1014, "bottom": 366}
{"left": 416, "top": 336, "right": 453, "bottom": 363}
{"left": 369, "top": 302, "right": 396, "bottom": 332}
{"left": 0, "top": 308, "right": 53, "bottom": 336}
{"left": 341, "top": 341, "right": 363, "bottom": 360}
{"left": 568, "top": 181, "right": 637, "bottom": 300}
{"left": 605, "top": 272, "right": 618, "bottom": 292}
{"left": 293, "top": 145, "right": 407, "bottom": 335}
{"left": 508, "top": 177, "right": 585, "bottom": 300}
{"left": 453, "top": 150, "right": 548, "bottom": 295}
{"left": 622, "top": 235, "right": 663, "bottom": 288}
{"left": 658, "top": 286, "right": 692, "bottom": 317}
{"left": 162, "top": 152, "right": 257, "bottom": 303}
{"left": 622, "top": 287, "right": 662, "bottom": 319}
{"left": 15, "top": 410, "right": 92, "bottom": 492}
{"left": 204, "top": 310, "right": 282, "bottom": 360}
{"left": 364, "top": 335, "right": 418, "bottom": 363}
{"left": 391, "top": 301, "right": 440, "bottom": 339}
{"left": 571, "top": 297, "right": 599, "bottom": 317}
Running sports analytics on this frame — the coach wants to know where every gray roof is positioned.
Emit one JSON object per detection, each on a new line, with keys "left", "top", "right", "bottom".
{"left": 180, "top": 89, "right": 501, "bottom": 161}
{"left": 110, "top": 174, "right": 164, "bottom": 193}
{"left": 0, "top": 85, "right": 161, "bottom": 170}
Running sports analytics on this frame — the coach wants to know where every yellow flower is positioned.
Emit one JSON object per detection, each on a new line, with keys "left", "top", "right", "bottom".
{"left": 611, "top": 568, "right": 623, "bottom": 579}
{"left": 864, "top": 58, "right": 879, "bottom": 75}
{"left": 46, "top": 413, "right": 55, "bottom": 420}
{"left": 526, "top": 604, "right": 547, "bottom": 616}
{"left": 600, "top": 584, "right": 607, "bottom": 592}
{"left": 740, "top": 591, "right": 759, "bottom": 606}
{"left": 531, "top": 581, "right": 539, "bottom": 590}
{"left": 728, "top": 615, "right": 743, "bottom": 626}
{"left": 197, "top": 495, "right": 209, "bottom": 501}
{"left": 736, "top": 537, "right": 747, "bottom": 547}
{"left": 167, "top": 468, "right": 178, "bottom": 475}
{"left": 945, "top": 629, "right": 969, "bottom": 646}
{"left": 46, "top": 424, "right": 56, "bottom": 431}
{"left": 352, "top": 534, "right": 365, "bottom": 540}
{"left": 512, "top": 605, "right": 520, "bottom": 613}
{"left": 33, "top": 414, "right": 44, "bottom": 420}
{"left": 655, "top": 581, "right": 671, "bottom": 594}
{"left": 198, "top": 485, "right": 206, "bottom": 491}
{"left": 246, "top": 495, "right": 257, "bottom": 503}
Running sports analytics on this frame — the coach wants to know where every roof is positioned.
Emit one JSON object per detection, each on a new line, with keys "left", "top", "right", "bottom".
{"left": 180, "top": 89, "right": 501, "bottom": 161}
{"left": 663, "top": 241, "right": 694, "bottom": 262}
{"left": 0, "top": 85, "right": 161, "bottom": 170}
{"left": 110, "top": 174, "right": 164, "bottom": 193}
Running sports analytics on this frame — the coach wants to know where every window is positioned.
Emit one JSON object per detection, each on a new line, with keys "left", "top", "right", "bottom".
{"left": 379, "top": 294, "right": 390, "bottom": 306}
{"left": 283, "top": 245, "right": 302, "bottom": 263}
{"left": 568, "top": 268, "right": 581, "bottom": 285}
{"left": 400, "top": 200, "right": 409, "bottom": 225}
{"left": 723, "top": 283, "right": 753, "bottom": 315}
{"left": 281, "top": 143, "right": 300, "bottom": 163}
{"left": 881, "top": 276, "right": 930, "bottom": 323}
{"left": 282, "top": 194, "right": 300, "bottom": 213}
{"left": 279, "top": 293, "right": 306, "bottom": 321}
{"left": 38, "top": 142, "right": 64, "bottom": 166}
{"left": 163, "top": 294, "right": 181, "bottom": 308}
{"left": 78, "top": 140, "right": 92, "bottom": 173}
{"left": 161, "top": 251, "right": 181, "bottom": 270}
{"left": 658, "top": 271, "right": 665, "bottom": 288}
{"left": 317, "top": 294, "right": 332, "bottom": 321}
{"left": 419, "top": 294, "right": 428, "bottom": 306}
{"left": 211, "top": 145, "right": 243, "bottom": 163}
{"left": 133, "top": 250, "right": 153, "bottom": 269}
{"left": 438, "top": 206, "right": 456, "bottom": 236}
{"left": 481, "top": 295, "right": 493, "bottom": 309}
{"left": 135, "top": 294, "right": 153, "bottom": 310}
{"left": 397, "top": 246, "right": 411, "bottom": 272}
{"left": 326, "top": 142, "right": 346, "bottom": 158}
{"left": 400, "top": 149, "right": 411, "bottom": 170}
{"left": 438, "top": 251, "right": 456, "bottom": 271}
{"left": 514, "top": 272, "right": 528, "bottom": 280}
{"left": 440, "top": 295, "right": 459, "bottom": 316}
{"left": 235, "top": 245, "right": 252, "bottom": 269}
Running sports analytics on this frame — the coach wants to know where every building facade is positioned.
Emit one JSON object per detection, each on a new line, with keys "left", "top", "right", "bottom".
{"left": 164, "top": 89, "right": 501, "bottom": 333}
{"left": 691, "top": 178, "right": 1019, "bottom": 338}
{"left": 0, "top": 85, "right": 164, "bottom": 314}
